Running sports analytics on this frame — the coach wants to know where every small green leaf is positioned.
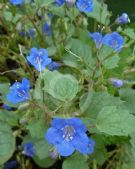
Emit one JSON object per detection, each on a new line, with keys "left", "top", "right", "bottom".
{"left": 27, "top": 120, "right": 47, "bottom": 139}
{"left": 123, "top": 28, "right": 135, "bottom": 40}
{"left": 0, "top": 83, "right": 10, "bottom": 95}
{"left": 34, "top": 139, "right": 52, "bottom": 159}
{"left": 91, "top": 135, "right": 108, "bottom": 165}
{"left": 64, "top": 39, "right": 94, "bottom": 70}
{"left": 98, "top": 46, "right": 120, "bottom": 69}
{"left": 62, "top": 153, "right": 89, "bottom": 169}
{"left": 34, "top": 156, "right": 56, "bottom": 168}
{"left": 0, "top": 121, "right": 15, "bottom": 165}
{"left": 87, "top": 0, "right": 110, "bottom": 25}
{"left": 119, "top": 88, "right": 135, "bottom": 114}
{"left": 3, "top": 10, "right": 13, "bottom": 22}
{"left": 103, "top": 55, "right": 120, "bottom": 69}
{"left": 34, "top": 0, "right": 54, "bottom": 7}
{"left": 96, "top": 106, "right": 135, "bottom": 136}
{"left": 79, "top": 91, "right": 124, "bottom": 118}
{"left": 0, "top": 110, "right": 18, "bottom": 126}
{"left": 51, "top": 6, "right": 65, "bottom": 17}
{"left": 120, "top": 163, "right": 135, "bottom": 169}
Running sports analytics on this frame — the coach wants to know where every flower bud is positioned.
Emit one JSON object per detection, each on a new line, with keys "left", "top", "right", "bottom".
{"left": 65, "top": 0, "right": 76, "bottom": 6}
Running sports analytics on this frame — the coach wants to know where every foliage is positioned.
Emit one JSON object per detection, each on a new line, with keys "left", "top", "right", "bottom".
{"left": 0, "top": 0, "right": 135, "bottom": 169}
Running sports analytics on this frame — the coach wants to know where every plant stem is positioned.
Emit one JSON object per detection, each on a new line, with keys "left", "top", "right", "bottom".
{"left": 93, "top": 160, "right": 97, "bottom": 169}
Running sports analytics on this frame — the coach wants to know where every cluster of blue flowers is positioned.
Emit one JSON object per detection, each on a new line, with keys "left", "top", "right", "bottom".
{"left": 55, "top": 0, "right": 94, "bottom": 12}
{"left": 89, "top": 32, "right": 124, "bottom": 52}
{"left": 10, "top": 0, "right": 94, "bottom": 13}
{"left": 46, "top": 117, "right": 95, "bottom": 156}
{"left": 7, "top": 0, "right": 130, "bottom": 161}
{"left": 6, "top": 47, "right": 61, "bottom": 104}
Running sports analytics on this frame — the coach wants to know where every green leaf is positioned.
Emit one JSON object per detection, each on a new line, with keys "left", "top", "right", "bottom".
{"left": 0, "top": 121, "right": 15, "bottom": 165}
{"left": 43, "top": 71, "right": 78, "bottom": 101}
{"left": 63, "top": 39, "right": 95, "bottom": 71}
{"left": 91, "top": 135, "right": 108, "bottom": 165}
{"left": 34, "top": 0, "right": 54, "bottom": 7}
{"left": 34, "top": 156, "right": 56, "bottom": 168}
{"left": 103, "top": 55, "right": 120, "bottom": 69}
{"left": 3, "top": 10, "right": 13, "bottom": 22}
{"left": 27, "top": 120, "right": 47, "bottom": 139}
{"left": 50, "top": 6, "right": 65, "bottom": 17}
{"left": 79, "top": 91, "right": 124, "bottom": 119}
{"left": 47, "top": 46, "right": 57, "bottom": 56}
{"left": 119, "top": 88, "right": 135, "bottom": 114}
{"left": 120, "top": 163, "right": 135, "bottom": 169}
{"left": 0, "top": 83, "right": 10, "bottom": 95}
{"left": 34, "top": 139, "right": 52, "bottom": 159}
{"left": 98, "top": 46, "right": 114, "bottom": 61}
{"left": 87, "top": 0, "right": 110, "bottom": 25}
{"left": 98, "top": 46, "right": 120, "bottom": 69}
{"left": 96, "top": 106, "right": 135, "bottom": 136}
{"left": 0, "top": 110, "right": 18, "bottom": 126}
{"left": 62, "top": 153, "right": 89, "bottom": 169}
{"left": 123, "top": 28, "right": 135, "bottom": 40}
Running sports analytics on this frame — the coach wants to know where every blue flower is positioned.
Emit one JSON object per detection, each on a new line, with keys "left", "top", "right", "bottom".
{"left": 29, "top": 28, "right": 36, "bottom": 39}
{"left": 27, "top": 48, "right": 52, "bottom": 71}
{"left": 48, "top": 13, "right": 54, "bottom": 19}
{"left": 116, "top": 13, "right": 130, "bottom": 24}
{"left": 4, "top": 160, "right": 17, "bottom": 169}
{"left": 102, "top": 32, "right": 124, "bottom": 52}
{"left": 45, "top": 117, "right": 95, "bottom": 157}
{"left": 6, "top": 78, "right": 30, "bottom": 104}
{"left": 19, "top": 31, "right": 26, "bottom": 37}
{"left": 55, "top": 0, "right": 65, "bottom": 6}
{"left": 110, "top": 78, "right": 123, "bottom": 87}
{"left": 23, "top": 142, "right": 35, "bottom": 157}
{"left": 10, "top": 0, "right": 24, "bottom": 5}
{"left": 2, "top": 103, "right": 12, "bottom": 111}
{"left": 89, "top": 32, "right": 103, "bottom": 48}
{"left": 42, "top": 22, "right": 52, "bottom": 36}
{"left": 77, "top": 0, "right": 94, "bottom": 13}
{"left": 48, "top": 62, "right": 61, "bottom": 71}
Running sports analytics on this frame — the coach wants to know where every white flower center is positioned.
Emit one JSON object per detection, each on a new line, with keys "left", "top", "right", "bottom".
{"left": 62, "top": 125, "right": 75, "bottom": 142}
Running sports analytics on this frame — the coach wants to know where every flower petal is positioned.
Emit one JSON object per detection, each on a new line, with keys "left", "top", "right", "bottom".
{"left": 51, "top": 118, "right": 67, "bottom": 129}
{"left": 67, "top": 117, "right": 87, "bottom": 132}
{"left": 22, "top": 78, "right": 30, "bottom": 91}
{"left": 86, "top": 138, "right": 95, "bottom": 154}
{"left": 45, "top": 127, "right": 63, "bottom": 145}
{"left": 71, "top": 132, "right": 92, "bottom": 154}
{"left": 56, "top": 141, "right": 75, "bottom": 156}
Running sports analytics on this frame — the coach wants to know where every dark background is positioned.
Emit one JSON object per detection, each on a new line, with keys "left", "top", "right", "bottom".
{"left": 106, "top": 0, "right": 135, "bottom": 22}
